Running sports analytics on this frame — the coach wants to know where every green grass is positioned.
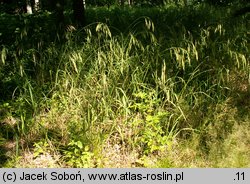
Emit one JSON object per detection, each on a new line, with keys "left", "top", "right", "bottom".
{"left": 0, "top": 4, "right": 249, "bottom": 167}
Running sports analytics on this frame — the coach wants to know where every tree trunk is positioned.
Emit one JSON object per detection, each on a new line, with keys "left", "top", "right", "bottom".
{"left": 73, "top": 0, "right": 85, "bottom": 26}
{"left": 26, "top": 0, "right": 32, "bottom": 14}
{"left": 83, "top": 0, "right": 86, "bottom": 8}
{"left": 34, "top": 0, "right": 39, "bottom": 12}
{"left": 128, "top": 0, "right": 133, "bottom": 6}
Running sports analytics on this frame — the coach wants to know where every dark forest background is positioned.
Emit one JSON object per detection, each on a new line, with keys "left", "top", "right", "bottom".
{"left": 0, "top": 0, "right": 249, "bottom": 168}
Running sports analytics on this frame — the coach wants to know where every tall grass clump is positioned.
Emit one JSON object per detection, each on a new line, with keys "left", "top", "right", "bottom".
{"left": 0, "top": 4, "right": 249, "bottom": 167}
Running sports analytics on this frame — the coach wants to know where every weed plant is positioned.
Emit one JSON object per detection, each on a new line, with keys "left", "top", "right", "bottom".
{"left": 0, "top": 4, "right": 249, "bottom": 167}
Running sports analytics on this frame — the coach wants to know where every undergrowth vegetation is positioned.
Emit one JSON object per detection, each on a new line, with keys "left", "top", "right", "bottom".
{"left": 0, "top": 4, "right": 249, "bottom": 167}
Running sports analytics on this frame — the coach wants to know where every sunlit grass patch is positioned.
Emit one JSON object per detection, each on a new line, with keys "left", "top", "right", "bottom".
{"left": 0, "top": 5, "right": 249, "bottom": 167}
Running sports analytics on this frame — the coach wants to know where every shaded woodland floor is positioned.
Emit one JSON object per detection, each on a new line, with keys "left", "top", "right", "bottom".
{"left": 0, "top": 4, "right": 249, "bottom": 167}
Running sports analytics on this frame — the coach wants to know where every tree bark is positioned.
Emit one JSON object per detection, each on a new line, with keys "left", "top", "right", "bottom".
{"left": 128, "top": 0, "right": 133, "bottom": 6}
{"left": 34, "top": 0, "right": 39, "bottom": 12}
{"left": 25, "top": 0, "right": 33, "bottom": 14}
